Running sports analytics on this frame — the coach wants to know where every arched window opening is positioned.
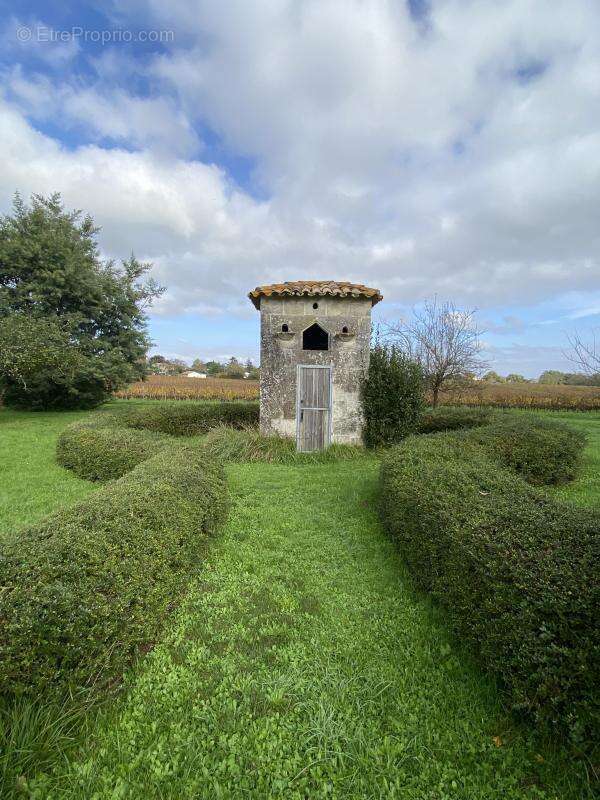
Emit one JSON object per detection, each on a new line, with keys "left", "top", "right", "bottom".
{"left": 281, "top": 323, "right": 289, "bottom": 332}
{"left": 303, "top": 323, "right": 329, "bottom": 351}
{"left": 342, "top": 325, "right": 348, "bottom": 334}
{"left": 312, "top": 302, "right": 319, "bottom": 309}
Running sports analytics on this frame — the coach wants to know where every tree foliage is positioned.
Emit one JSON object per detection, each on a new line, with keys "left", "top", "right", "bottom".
{"left": 0, "top": 193, "right": 163, "bottom": 409}
{"left": 538, "top": 368, "right": 600, "bottom": 387}
{"left": 538, "top": 370, "right": 567, "bottom": 385}
{"left": 360, "top": 344, "right": 424, "bottom": 448}
{"left": 482, "top": 370, "right": 505, "bottom": 383}
{"left": 225, "top": 356, "right": 245, "bottom": 379}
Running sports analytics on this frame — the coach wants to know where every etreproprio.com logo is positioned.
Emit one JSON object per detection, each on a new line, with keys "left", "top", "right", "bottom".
{"left": 16, "top": 25, "right": 175, "bottom": 45}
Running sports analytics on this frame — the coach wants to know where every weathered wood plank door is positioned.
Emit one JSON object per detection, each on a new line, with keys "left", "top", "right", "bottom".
{"left": 296, "top": 365, "right": 332, "bottom": 452}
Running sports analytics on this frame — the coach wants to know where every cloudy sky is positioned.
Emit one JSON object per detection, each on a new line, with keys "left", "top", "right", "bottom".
{"left": 1, "top": 0, "right": 599, "bottom": 376}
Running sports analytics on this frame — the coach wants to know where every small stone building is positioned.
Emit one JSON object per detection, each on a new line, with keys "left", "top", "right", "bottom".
{"left": 248, "top": 280, "right": 382, "bottom": 451}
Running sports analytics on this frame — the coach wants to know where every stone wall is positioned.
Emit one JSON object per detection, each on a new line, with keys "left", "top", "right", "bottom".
{"left": 259, "top": 295, "right": 372, "bottom": 444}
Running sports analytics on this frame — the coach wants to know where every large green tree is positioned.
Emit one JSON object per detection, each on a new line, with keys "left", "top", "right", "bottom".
{"left": 0, "top": 193, "right": 163, "bottom": 409}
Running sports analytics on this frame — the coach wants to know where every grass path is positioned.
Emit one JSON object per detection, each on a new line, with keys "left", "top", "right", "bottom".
{"left": 40, "top": 460, "right": 589, "bottom": 800}
{"left": 551, "top": 410, "right": 600, "bottom": 506}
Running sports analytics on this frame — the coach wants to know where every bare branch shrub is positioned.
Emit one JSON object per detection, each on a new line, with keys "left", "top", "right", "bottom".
{"left": 567, "top": 328, "right": 600, "bottom": 376}
{"left": 386, "top": 298, "right": 487, "bottom": 406}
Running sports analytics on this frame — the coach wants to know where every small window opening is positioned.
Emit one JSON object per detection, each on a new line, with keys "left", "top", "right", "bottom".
{"left": 281, "top": 323, "right": 289, "bottom": 332}
{"left": 342, "top": 325, "right": 348, "bottom": 334}
{"left": 312, "top": 302, "right": 319, "bottom": 309}
{"left": 303, "top": 322, "right": 329, "bottom": 351}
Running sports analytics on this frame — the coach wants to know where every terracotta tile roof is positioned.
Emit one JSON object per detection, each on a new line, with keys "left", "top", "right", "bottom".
{"left": 248, "top": 280, "right": 383, "bottom": 309}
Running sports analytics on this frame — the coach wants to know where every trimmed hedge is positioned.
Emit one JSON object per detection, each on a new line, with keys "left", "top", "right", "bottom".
{"left": 417, "top": 406, "right": 493, "bottom": 434}
{"left": 120, "top": 401, "right": 259, "bottom": 437}
{"left": 56, "top": 418, "right": 170, "bottom": 481}
{"left": 464, "top": 417, "right": 585, "bottom": 485}
{"left": 380, "top": 430, "right": 599, "bottom": 745}
{"left": 0, "top": 444, "right": 227, "bottom": 696}
{"left": 56, "top": 401, "right": 259, "bottom": 482}
{"left": 1, "top": 401, "right": 247, "bottom": 698}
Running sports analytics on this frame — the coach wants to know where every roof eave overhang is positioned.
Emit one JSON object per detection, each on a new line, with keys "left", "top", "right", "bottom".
{"left": 248, "top": 289, "right": 382, "bottom": 310}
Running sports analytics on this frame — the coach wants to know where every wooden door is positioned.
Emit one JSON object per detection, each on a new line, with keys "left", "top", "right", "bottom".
{"left": 296, "top": 365, "right": 332, "bottom": 452}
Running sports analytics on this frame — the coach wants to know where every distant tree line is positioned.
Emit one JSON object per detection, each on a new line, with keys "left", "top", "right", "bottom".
{"left": 482, "top": 370, "right": 600, "bottom": 386}
{"left": 148, "top": 355, "right": 259, "bottom": 380}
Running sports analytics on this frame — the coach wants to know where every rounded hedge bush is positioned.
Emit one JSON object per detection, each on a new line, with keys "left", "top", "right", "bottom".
{"left": 0, "top": 401, "right": 255, "bottom": 700}
{"left": 56, "top": 401, "right": 259, "bottom": 481}
{"left": 379, "top": 428, "right": 598, "bottom": 746}
{"left": 0, "top": 444, "right": 227, "bottom": 697}
{"left": 56, "top": 417, "right": 170, "bottom": 481}
{"left": 464, "top": 416, "right": 585, "bottom": 485}
{"left": 120, "top": 401, "right": 259, "bottom": 437}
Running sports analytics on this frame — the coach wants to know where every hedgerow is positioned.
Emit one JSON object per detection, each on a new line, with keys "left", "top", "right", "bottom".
{"left": 56, "top": 401, "right": 260, "bottom": 481}
{"left": 379, "top": 427, "right": 598, "bottom": 746}
{"left": 0, "top": 443, "right": 227, "bottom": 697}
{"left": 0, "top": 401, "right": 252, "bottom": 700}
{"left": 464, "top": 416, "right": 585, "bottom": 485}
{"left": 120, "top": 401, "right": 259, "bottom": 436}
{"left": 56, "top": 417, "right": 170, "bottom": 481}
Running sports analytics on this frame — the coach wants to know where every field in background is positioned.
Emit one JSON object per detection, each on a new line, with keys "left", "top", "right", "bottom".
{"left": 115, "top": 374, "right": 259, "bottom": 401}
{"left": 437, "top": 381, "right": 600, "bottom": 411}
{"left": 114, "top": 375, "right": 600, "bottom": 409}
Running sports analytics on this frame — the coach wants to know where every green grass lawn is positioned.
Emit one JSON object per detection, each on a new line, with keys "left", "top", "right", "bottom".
{"left": 547, "top": 411, "right": 600, "bottom": 506}
{"left": 36, "top": 464, "right": 594, "bottom": 799}
{"left": 492, "top": 408, "right": 600, "bottom": 508}
{"left": 0, "top": 401, "right": 194, "bottom": 536}
{"left": 1, "top": 406, "right": 598, "bottom": 798}
{"left": 0, "top": 408, "right": 95, "bottom": 537}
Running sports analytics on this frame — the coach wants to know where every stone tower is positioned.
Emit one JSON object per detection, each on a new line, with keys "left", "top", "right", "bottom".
{"left": 248, "top": 280, "right": 382, "bottom": 451}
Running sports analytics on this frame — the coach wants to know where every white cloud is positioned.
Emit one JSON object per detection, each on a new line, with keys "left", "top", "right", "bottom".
{"left": 485, "top": 343, "right": 574, "bottom": 378}
{"left": 142, "top": 0, "right": 600, "bottom": 305}
{"left": 0, "top": 0, "right": 599, "bottom": 355}
{"left": 0, "top": 95, "right": 270, "bottom": 314}
{"left": 1, "top": 16, "right": 80, "bottom": 66}
{"left": 5, "top": 67, "right": 201, "bottom": 157}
